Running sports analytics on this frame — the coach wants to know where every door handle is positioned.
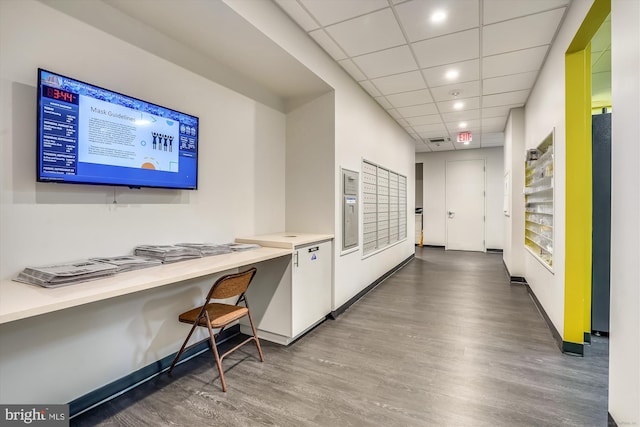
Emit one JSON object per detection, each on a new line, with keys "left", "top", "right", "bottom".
{"left": 448, "top": 211, "right": 455, "bottom": 218}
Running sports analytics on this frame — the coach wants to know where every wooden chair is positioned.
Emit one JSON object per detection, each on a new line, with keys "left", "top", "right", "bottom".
{"left": 168, "top": 267, "right": 264, "bottom": 392}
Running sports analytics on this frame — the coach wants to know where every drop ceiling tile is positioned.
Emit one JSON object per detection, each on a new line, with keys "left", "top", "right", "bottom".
{"left": 446, "top": 119, "right": 481, "bottom": 133}
{"left": 438, "top": 97, "right": 480, "bottom": 113}
{"left": 299, "top": 0, "right": 389, "bottom": 26}
{"left": 414, "top": 122, "right": 447, "bottom": 134}
{"left": 422, "top": 59, "right": 480, "bottom": 88}
{"left": 275, "top": 0, "right": 320, "bottom": 31}
{"left": 483, "top": 0, "right": 568, "bottom": 25}
{"left": 412, "top": 122, "right": 449, "bottom": 133}
{"left": 394, "top": 0, "right": 479, "bottom": 42}
{"left": 482, "top": 104, "right": 520, "bottom": 119}
{"left": 592, "top": 49, "right": 611, "bottom": 74}
{"left": 428, "top": 141, "right": 456, "bottom": 151}
{"left": 412, "top": 29, "right": 479, "bottom": 68}
{"left": 325, "top": 9, "right": 405, "bottom": 56}
{"left": 591, "top": 17, "right": 611, "bottom": 52}
{"left": 338, "top": 58, "right": 367, "bottom": 81}
{"left": 442, "top": 109, "right": 481, "bottom": 122}
{"left": 387, "top": 109, "right": 402, "bottom": 119}
{"left": 482, "top": 90, "right": 528, "bottom": 107}
{"left": 483, "top": 71, "right": 538, "bottom": 95}
{"left": 397, "top": 118, "right": 409, "bottom": 126}
{"left": 375, "top": 96, "right": 393, "bottom": 109}
{"left": 483, "top": 46, "right": 548, "bottom": 78}
{"left": 309, "top": 29, "right": 347, "bottom": 60}
{"left": 592, "top": 71, "right": 611, "bottom": 105}
{"left": 352, "top": 46, "right": 418, "bottom": 79}
{"left": 406, "top": 114, "right": 444, "bottom": 126}
{"left": 483, "top": 9, "right": 565, "bottom": 56}
{"left": 371, "top": 71, "right": 426, "bottom": 95}
{"left": 360, "top": 81, "right": 382, "bottom": 97}
{"left": 396, "top": 103, "right": 439, "bottom": 118}
{"left": 430, "top": 80, "right": 481, "bottom": 102}
{"left": 482, "top": 116, "right": 508, "bottom": 132}
{"left": 386, "top": 89, "right": 433, "bottom": 108}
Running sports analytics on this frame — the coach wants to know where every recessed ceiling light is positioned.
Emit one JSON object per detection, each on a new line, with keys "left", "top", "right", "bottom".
{"left": 459, "top": 122, "right": 467, "bottom": 128}
{"left": 453, "top": 101, "right": 464, "bottom": 110}
{"left": 445, "top": 70, "right": 459, "bottom": 80}
{"left": 431, "top": 10, "right": 447, "bottom": 23}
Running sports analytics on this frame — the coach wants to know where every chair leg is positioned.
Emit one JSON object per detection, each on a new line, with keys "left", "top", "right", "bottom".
{"left": 246, "top": 310, "right": 264, "bottom": 362}
{"left": 206, "top": 321, "right": 227, "bottom": 392}
{"left": 169, "top": 323, "right": 199, "bottom": 374}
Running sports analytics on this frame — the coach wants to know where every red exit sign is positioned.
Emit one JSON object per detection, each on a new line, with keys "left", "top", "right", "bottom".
{"left": 457, "top": 131, "right": 472, "bottom": 143}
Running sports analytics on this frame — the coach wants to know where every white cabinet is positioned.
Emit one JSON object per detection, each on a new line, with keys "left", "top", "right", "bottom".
{"left": 237, "top": 234, "right": 333, "bottom": 345}
{"left": 292, "top": 241, "right": 332, "bottom": 337}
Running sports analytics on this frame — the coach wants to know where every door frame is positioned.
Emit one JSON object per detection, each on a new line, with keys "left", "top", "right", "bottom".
{"left": 563, "top": 0, "right": 610, "bottom": 353}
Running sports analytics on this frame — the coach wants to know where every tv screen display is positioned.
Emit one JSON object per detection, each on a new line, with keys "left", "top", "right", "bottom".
{"left": 37, "top": 69, "right": 198, "bottom": 189}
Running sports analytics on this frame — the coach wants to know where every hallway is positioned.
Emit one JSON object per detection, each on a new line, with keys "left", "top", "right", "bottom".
{"left": 72, "top": 248, "right": 609, "bottom": 426}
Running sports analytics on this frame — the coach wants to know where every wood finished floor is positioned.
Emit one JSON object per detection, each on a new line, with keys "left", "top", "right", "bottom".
{"left": 72, "top": 247, "right": 609, "bottom": 427}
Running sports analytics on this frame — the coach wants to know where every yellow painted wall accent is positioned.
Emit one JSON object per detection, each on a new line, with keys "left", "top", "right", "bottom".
{"left": 564, "top": 0, "right": 610, "bottom": 346}
{"left": 565, "top": 49, "right": 592, "bottom": 344}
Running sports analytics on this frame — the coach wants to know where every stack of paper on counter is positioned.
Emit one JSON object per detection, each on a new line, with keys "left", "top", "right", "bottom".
{"left": 15, "top": 260, "right": 118, "bottom": 288}
{"left": 228, "top": 243, "right": 261, "bottom": 252}
{"left": 91, "top": 255, "right": 162, "bottom": 272}
{"left": 133, "top": 245, "right": 202, "bottom": 263}
{"left": 175, "top": 243, "right": 233, "bottom": 257}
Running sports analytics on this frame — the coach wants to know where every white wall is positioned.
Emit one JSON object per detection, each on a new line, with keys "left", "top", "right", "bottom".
{"left": 416, "top": 147, "right": 504, "bottom": 250}
{"left": 522, "top": 0, "right": 595, "bottom": 338}
{"left": 503, "top": 108, "right": 526, "bottom": 277}
{"left": 0, "top": 0, "right": 417, "bottom": 405}
{"left": 224, "top": 0, "right": 416, "bottom": 310}
{"left": 285, "top": 92, "right": 335, "bottom": 234}
{"left": 609, "top": 0, "right": 640, "bottom": 424}
{"left": 0, "top": 0, "right": 286, "bottom": 403}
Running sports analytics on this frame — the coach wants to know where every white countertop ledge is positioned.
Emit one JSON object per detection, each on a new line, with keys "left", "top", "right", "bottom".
{"left": 235, "top": 232, "right": 334, "bottom": 249}
{"left": 0, "top": 246, "right": 292, "bottom": 325}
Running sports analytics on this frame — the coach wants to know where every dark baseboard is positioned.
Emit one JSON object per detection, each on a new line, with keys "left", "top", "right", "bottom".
{"left": 501, "top": 261, "right": 526, "bottom": 285}
{"left": 608, "top": 412, "right": 618, "bottom": 427}
{"left": 420, "top": 245, "right": 445, "bottom": 249}
{"left": 69, "top": 324, "right": 241, "bottom": 418}
{"left": 329, "top": 254, "right": 414, "bottom": 319}
{"left": 562, "top": 340, "right": 584, "bottom": 356}
{"left": 524, "top": 283, "right": 564, "bottom": 353}
{"left": 525, "top": 284, "right": 584, "bottom": 356}
{"left": 486, "top": 248, "right": 503, "bottom": 253}
{"left": 510, "top": 276, "right": 527, "bottom": 285}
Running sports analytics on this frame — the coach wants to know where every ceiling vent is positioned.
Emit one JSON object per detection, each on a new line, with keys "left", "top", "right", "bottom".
{"left": 428, "top": 137, "right": 450, "bottom": 146}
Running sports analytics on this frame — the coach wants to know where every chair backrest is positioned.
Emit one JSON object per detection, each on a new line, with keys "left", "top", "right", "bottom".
{"left": 207, "top": 267, "right": 257, "bottom": 301}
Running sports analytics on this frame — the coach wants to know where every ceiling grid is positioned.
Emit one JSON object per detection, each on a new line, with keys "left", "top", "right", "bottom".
{"left": 275, "top": 0, "right": 572, "bottom": 152}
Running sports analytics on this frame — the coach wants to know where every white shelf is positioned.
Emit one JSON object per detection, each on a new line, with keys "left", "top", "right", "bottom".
{"left": 524, "top": 131, "right": 554, "bottom": 270}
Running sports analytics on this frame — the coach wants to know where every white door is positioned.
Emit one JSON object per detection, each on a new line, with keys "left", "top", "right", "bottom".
{"left": 445, "top": 159, "right": 486, "bottom": 251}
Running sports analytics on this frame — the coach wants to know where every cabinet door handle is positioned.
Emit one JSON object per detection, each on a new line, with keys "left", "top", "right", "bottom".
{"left": 294, "top": 251, "right": 299, "bottom": 267}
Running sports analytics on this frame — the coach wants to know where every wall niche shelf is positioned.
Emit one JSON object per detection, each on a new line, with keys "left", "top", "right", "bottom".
{"left": 525, "top": 130, "right": 554, "bottom": 271}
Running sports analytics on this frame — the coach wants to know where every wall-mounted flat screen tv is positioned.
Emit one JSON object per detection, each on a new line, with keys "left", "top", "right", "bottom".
{"left": 37, "top": 69, "right": 198, "bottom": 189}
